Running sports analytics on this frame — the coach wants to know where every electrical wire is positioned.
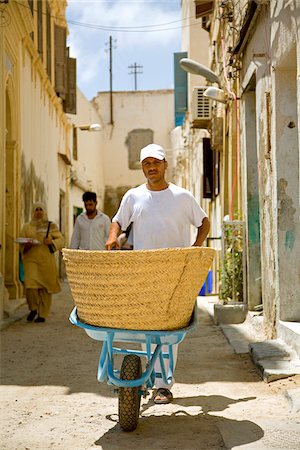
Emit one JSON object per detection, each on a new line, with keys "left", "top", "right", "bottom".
{"left": 12, "top": 0, "right": 199, "bottom": 34}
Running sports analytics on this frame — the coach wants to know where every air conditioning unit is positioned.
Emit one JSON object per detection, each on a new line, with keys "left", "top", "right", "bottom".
{"left": 192, "top": 86, "right": 211, "bottom": 128}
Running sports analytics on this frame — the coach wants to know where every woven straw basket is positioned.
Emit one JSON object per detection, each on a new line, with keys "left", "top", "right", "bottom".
{"left": 63, "top": 247, "right": 215, "bottom": 331}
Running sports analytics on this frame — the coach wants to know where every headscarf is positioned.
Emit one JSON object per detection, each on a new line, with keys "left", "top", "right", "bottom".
{"left": 30, "top": 202, "right": 49, "bottom": 233}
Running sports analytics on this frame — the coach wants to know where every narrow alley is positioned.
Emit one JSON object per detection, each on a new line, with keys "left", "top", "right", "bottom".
{"left": 1, "top": 283, "right": 300, "bottom": 450}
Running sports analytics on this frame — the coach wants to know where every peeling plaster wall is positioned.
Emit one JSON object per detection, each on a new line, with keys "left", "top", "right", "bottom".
{"left": 240, "top": 88, "right": 262, "bottom": 311}
{"left": 240, "top": 2, "right": 300, "bottom": 336}
{"left": 275, "top": 64, "right": 299, "bottom": 321}
{"left": 270, "top": 3, "right": 299, "bottom": 322}
{"left": 240, "top": 8, "right": 278, "bottom": 337}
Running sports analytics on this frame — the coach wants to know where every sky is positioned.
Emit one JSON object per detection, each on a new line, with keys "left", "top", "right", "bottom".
{"left": 66, "top": 0, "right": 182, "bottom": 100}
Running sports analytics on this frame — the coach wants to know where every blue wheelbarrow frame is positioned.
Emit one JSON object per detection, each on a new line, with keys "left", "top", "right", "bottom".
{"left": 69, "top": 305, "right": 197, "bottom": 390}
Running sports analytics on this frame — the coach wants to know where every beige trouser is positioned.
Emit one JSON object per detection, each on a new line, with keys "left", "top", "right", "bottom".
{"left": 26, "top": 288, "right": 52, "bottom": 318}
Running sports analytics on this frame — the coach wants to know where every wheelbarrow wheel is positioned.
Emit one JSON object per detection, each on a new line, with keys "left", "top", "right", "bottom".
{"left": 119, "top": 354, "right": 142, "bottom": 432}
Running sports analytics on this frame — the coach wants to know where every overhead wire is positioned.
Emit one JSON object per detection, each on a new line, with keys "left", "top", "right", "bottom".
{"left": 12, "top": 0, "right": 199, "bottom": 34}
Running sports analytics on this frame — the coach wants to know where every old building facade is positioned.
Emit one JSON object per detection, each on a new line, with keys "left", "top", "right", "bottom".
{"left": 0, "top": 1, "right": 106, "bottom": 319}
{"left": 187, "top": 0, "right": 299, "bottom": 349}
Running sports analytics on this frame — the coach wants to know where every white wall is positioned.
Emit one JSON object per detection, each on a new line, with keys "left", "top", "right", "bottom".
{"left": 67, "top": 88, "right": 106, "bottom": 240}
{"left": 20, "top": 48, "right": 68, "bottom": 227}
{"left": 93, "top": 90, "right": 174, "bottom": 191}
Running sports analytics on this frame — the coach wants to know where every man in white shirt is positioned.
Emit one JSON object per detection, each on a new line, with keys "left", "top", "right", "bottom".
{"left": 106, "top": 144, "right": 210, "bottom": 404}
{"left": 70, "top": 191, "right": 111, "bottom": 250}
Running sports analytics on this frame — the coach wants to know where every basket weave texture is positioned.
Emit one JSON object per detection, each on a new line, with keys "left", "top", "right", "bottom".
{"left": 63, "top": 247, "right": 215, "bottom": 331}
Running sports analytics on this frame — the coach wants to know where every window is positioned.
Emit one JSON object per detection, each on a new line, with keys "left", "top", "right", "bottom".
{"left": 125, "top": 129, "right": 154, "bottom": 169}
{"left": 203, "top": 138, "right": 220, "bottom": 199}
{"left": 203, "top": 138, "right": 213, "bottom": 198}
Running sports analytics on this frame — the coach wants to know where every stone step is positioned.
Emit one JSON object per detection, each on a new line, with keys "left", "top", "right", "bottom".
{"left": 249, "top": 339, "right": 300, "bottom": 383}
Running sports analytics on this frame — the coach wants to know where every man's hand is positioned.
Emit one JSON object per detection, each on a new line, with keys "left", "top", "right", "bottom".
{"left": 105, "top": 235, "right": 120, "bottom": 250}
{"left": 105, "top": 222, "right": 122, "bottom": 250}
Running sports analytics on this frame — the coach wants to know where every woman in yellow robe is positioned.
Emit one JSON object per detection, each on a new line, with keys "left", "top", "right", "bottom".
{"left": 20, "top": 202, "right": 64, "bottom": 322}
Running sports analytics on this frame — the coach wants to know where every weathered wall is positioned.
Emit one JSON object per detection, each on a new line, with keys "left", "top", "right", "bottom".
{"left": 274, "top": 59, "right": 299, "bottom": 321}
{"left": 241, "top": 87, "right": 262, "bottom": 311}
{"left": 239, "top": 2, "right": 300, "bottom": 335}
{"left": 20, "top": 47, "right": 68, "bottom": 227}
{"left": 93, "top": 90, "right": 174, "bottom": 217}
{"left": 240, "top": 8, "right": 278, "bottom": 336}
{"left": 0, "top": 2, "right": 70, "bottom": 303}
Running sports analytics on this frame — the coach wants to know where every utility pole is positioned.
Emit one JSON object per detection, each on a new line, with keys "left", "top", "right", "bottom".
{"left": 105, "top": 36, "right": 117, "bottom": 125}
{"left": 128, "top": 62, "right": 143, "bottom": 90}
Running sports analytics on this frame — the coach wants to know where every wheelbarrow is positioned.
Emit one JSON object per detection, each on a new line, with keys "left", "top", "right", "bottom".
{"left": 63, "top": 247, "right": 215, "bottom": 431}
{"left": 69, "top": 305, "right": 197, "bottom": 431}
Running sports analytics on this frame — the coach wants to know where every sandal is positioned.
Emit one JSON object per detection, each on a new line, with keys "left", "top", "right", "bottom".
{"left": 154, "top": 388, "right": 173, "bottom": 404}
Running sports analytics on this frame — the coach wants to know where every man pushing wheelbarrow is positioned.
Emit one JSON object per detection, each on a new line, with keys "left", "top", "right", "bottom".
{"left": 64, "top": 143, "right": 214, "bottom": 432}
{"left": 105, "top": 143, "right": 210, "bottom": 405}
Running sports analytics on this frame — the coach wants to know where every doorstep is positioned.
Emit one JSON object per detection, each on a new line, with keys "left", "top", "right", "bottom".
{"left": 278, "top": 320, "right": 300, "bottom": 359}
{"left": 200, "top": 297, "right": 300, "bottom": 383}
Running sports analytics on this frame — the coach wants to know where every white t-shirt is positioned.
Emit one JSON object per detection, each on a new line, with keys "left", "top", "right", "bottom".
{"left": 113, "top": 183, "right": 207, "bottom": 250}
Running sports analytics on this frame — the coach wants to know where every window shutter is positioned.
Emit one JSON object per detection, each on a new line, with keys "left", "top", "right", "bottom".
{"left": 37, "top": 0, "right": 43, "bottom": 59}
{"left": 46, "top": 2, "right": 51, "bottom": 80}
{"left": 55, "top": 25, "right": 67, "bottom": 100}
{"left": 72, "top": 126, "right": 78, "bottom": 161}
{"left": 126, "top": 129, "right": 153, "bottom": 169}
{"left": 195, "top": 1, "right": 213, "bottom": 18}
{"left": 203, "top": 137, "right": 213, "bottom": 198}
{"left": 65, "top": 53, "right": 77, "bottom": 114}
{"left": 174, "top": 52, "right": 188, "bottom": 127}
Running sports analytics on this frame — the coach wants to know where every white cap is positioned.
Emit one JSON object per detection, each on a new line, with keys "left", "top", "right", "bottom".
{"left": 140, "top": 144, "right": 166, "bottom": 163}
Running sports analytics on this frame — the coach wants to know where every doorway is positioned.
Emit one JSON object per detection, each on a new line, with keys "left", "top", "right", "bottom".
{"left": 244, "top": 77, "right": 262, "bottom": 310}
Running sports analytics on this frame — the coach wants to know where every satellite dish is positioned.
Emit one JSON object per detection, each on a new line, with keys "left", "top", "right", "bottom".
{"left": 179, "top": 58, "right": 220, "bottom": 85}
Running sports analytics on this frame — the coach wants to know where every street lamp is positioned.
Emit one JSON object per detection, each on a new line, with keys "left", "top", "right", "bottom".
{"left": 203, "top": 86, "right": 228, "bottom": 104}
{"left": 77, "top": 123, "right": 102, "bottom": 131}
{"left": 179, "top": 58, "right": 220, "bottom": 85}
{"left": 179, "top": 58, "right": 230, "bottom": 104}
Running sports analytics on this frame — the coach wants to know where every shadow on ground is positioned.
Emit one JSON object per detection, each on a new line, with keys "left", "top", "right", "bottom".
{"left": 95, "top": 394, "right": 264, "bottom": 449}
